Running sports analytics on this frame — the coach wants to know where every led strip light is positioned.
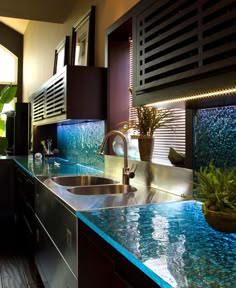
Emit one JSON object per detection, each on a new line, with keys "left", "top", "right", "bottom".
{"left": 146, "top": 87, "right": 236, "bottom": 107}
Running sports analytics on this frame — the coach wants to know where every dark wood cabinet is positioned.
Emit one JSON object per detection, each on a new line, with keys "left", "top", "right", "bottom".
{"left": 77, "top": 218, "right": 159, "bottom": 288}
{"left": 34, "top": 179, "right": 77, "bottom": 288}
{"left": 15, "top": 164, "right": 35, "bottom": 254}
{"left": 30, "top": 65, "right": 107, "bottom": 126}
{"left": 0, "top": 160, "right": 15, "bottom": 211}
{"left": 0, "top": 159, "right": 16, "bottom": 249}
{"left": 34, "top": 217, "right": 77, "bottom": 288}
{"left": 132, "top": 0, "right": 236, "bottom": 105}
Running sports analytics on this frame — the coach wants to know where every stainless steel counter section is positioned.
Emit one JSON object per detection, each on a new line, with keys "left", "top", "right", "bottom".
{"left": 34, "top": 155, "right": 193, "bottom": 212}
{"left": 36, "top": 175, "right": 184, "bottom": 212}
{"left": 103, "top": 155, "right": 193, "bottom": 198}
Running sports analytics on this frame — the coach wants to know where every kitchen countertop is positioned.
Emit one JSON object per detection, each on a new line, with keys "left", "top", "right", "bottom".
{"left": 14, "top": 156, "right": 184, "bottom": 211}
{"left": 14, "top": 156, "right": 103, "bottom": 177}
{"left": 12, "top": 157, "right": 236, "bottom": 287}
{"left": 14, "top": 156, "right": 216, "bottom": 288}
{"left": 77, "top": 200, "right": 236, "bottom": 288}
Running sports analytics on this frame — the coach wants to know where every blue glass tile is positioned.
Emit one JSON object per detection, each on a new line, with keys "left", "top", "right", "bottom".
{"left": 57, "top": 121, "right": 105, "bottom": 170}
{"left": 193, "top": 105, "right": 236, "bottom": 169}
{"left": 78, "top": 201, "right": 236, "bottom": 288}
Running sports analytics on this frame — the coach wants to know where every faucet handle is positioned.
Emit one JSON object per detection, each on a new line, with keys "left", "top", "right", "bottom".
{"left": 129, "top": 164, "right": 138, "bottom": 179}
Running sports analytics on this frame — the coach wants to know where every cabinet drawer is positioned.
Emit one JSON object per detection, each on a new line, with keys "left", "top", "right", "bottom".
{"left": 35, "top": 217, "right": 77, "bottom": 288}
{"left": 35, "top": 181, "right": 77, "bottom": 276}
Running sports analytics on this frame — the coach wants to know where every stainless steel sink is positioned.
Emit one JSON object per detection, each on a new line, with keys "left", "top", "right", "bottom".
{"left": 51, "top": 175, "right": 117, "bottom": 186}
{"left": 67, "top": 184, "right": 137, "bottom": 195}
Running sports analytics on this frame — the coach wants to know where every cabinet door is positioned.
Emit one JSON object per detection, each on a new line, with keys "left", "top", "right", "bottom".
{"left": 133, "top": 0, "right": 236, "bottom": 105}
{"left": 15, "top": 165, "right": 35, "bottom": 254}
{"left": 78, "top": 227, "right": 129, "bottom": 288}
{"left": 0, "top": 160, "right": 15, "bottom": 211}
{"left": 0, "top": 160, "right": 15, "bottom": 248}
{"left": 78, "top": 219, "right": 159, "bottom": 288}
{"left": 35, "top": 217, "right": 77, "bottom": 288}
{"left": 35, "top": 180, "right": 77, "bottom": 276}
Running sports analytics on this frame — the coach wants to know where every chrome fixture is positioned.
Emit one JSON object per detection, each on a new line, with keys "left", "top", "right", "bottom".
{"left": 98, "top": 130, "right": 137, "bottom": 185}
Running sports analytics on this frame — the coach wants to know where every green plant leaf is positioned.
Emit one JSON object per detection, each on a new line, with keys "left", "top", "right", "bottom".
{"left": 0, "top": 85, "right": 17, "bottom": 104}
{"left": 119, "top": 106, "right": 173, "bottom": 136}
{"left": 0, "top": 119, "right": 5, "bottom": 131}
{"left": 194, "top": 161, "right": 236, "bottom": 212}
{"left": 0, "top": 137, "right": 8, "bottom": 155}
{"left": 0, "top": 102, "right": 3, "bottom": 113}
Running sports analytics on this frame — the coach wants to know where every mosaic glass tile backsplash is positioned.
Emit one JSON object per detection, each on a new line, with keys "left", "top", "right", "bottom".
{"left": 193, "top": 105, "right": 236, "bottom": 169}
{"left": 57, "top": 121, "right": 105, "bottom": 171}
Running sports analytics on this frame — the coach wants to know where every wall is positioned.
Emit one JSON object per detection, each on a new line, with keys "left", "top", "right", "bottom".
{"left": 23, "top": 0, "right": 140, "bottom": 102}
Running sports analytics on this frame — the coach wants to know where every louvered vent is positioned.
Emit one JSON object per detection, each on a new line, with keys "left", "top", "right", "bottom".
{"left": 31, "top": 71, "right": 66, "bottom": 123}
{"left": 135, "top": 0, "right": 235, "bottom": 94}
{"left": 32, "top": 90, "right": 45, "bottom": 122}
{"left": 45, "top": 74, "right": 65, "bottom": 118}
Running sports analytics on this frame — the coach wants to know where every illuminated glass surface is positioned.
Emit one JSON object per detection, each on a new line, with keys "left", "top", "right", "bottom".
{"left": 15, "top": 157, "right": 103, "bottom": 177}
{"left": 193, "top": 105, "right": 236, "bottom": 169}
{"left": 57, "top": 121, "right": 105, "bottom": 171}
{"left": 78, "top": 201, "right": 236, "bottom": 288}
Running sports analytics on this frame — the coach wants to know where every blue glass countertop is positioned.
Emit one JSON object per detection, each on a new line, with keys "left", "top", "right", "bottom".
{"left": 14, "top": 156, "right": 103, "bottom": 177}
{"left": 77, "top": 200, "right": 236, "bottom": 288}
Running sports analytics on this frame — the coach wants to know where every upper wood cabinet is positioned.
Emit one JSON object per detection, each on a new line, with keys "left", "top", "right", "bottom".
{"left": 30, "top": 65, "right": 107, "bottom": 126}
{"left": 132, "top": 0, "right": 236, "bottom": 105}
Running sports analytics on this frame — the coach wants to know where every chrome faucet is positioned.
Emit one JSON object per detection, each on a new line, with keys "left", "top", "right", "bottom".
{"left": 98, "top": 130, "right": 137, "bottom": 185}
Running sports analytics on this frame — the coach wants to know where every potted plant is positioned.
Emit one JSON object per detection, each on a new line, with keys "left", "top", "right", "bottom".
{"left": 194, "top": 161, "right": 236, "bottom": 233}
{"left": 120, "top": 105, "right": 173, "bottom": 161}
{"left": 0, "top": 84, "right": 17, "bottom": 155}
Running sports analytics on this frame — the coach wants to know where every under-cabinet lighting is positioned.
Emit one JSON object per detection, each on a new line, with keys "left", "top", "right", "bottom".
{"left": 146, "top": 87, "right": 236, "bottom": 107}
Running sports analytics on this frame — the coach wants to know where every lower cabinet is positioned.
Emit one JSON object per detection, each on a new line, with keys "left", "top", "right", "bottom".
{"left": 35, "top": 179, "right": 77, "bottom": 288}
{"left": 35, "top": 217, "right": 77, "bottom": 288}
{"left": 15, "top": 164, "right": 35, "bottom": 254}
{"left": 14, "top": 165, "right": 158, "bottom": 288}
{"left": 77, "top": 219, "right": 159, "bottom": 288}
{"left": 0, "top": 159, "right": 16, "bottom": 249}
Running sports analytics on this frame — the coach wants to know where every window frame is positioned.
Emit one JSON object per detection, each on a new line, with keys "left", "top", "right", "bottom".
{"left": 0, "top": 44, "right": 18, "bottom": 85}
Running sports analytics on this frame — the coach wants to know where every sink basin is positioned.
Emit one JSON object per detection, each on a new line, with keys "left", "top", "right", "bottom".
{"left": 67, "top": 184, "right": 137, "bottom": 195}
{"left": 51, "top": 175, "right": 117, "bottom": 186}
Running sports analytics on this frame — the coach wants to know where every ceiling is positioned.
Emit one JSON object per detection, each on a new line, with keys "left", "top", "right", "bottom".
{"left": 0, "top": 0, "right": 77, "bottom": 34}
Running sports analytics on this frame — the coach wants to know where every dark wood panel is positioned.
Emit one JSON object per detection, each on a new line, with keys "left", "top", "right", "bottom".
{"left": 133, "top": 0, "right": 236, "bottom": 105}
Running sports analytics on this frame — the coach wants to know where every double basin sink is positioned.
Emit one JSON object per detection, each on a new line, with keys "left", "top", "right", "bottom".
{"left": 51, "top": 175, "right": 137, "bottom": 196}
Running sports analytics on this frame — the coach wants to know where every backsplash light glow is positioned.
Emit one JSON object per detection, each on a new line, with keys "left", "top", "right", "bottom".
{"left": 57, "top": 121, "right": 105, "bottom": 171}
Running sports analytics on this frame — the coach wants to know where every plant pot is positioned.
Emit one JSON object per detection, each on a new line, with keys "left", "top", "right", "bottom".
{"left": 202, "top": 202, "right": 236, "bottom": 233}
{"left": 138, "top": 136, "right": 154, "bottom": 162}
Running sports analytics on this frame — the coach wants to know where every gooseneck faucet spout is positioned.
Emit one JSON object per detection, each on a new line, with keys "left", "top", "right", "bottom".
{"left": 98, "top": 130, "right": 137, "bottom": 185}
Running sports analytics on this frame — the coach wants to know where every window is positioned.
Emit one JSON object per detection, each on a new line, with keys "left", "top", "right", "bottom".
{"left": 129, "top": 39, "right": 186, "bottom": 164}
{"left": 0, "top": 45, "right": 18, "bottom": 84}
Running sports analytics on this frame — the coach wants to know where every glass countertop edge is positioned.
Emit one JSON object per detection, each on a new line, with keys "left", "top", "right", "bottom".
{"left": 14, "top": 157, "right": 104, "bottom": 177}
{"left": 76, "top": 211, "right": 172, "bottom": 288}
{"left": 14, "top": 158, "right": 35, "bottom": 177}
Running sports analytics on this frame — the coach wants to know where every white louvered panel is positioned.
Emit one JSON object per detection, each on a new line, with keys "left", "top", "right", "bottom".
{"left": 153, "top": 108, "right": 186, "bottom": 163}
